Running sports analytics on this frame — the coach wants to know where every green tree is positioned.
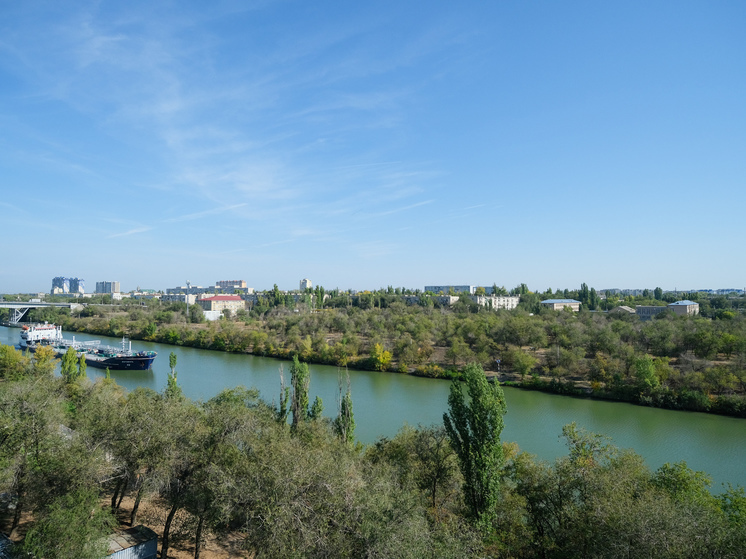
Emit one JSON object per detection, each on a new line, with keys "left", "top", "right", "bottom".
{"left": 443, "top": 363, "right": 507, "bottom": 529}
{"left": 60, "top": 346, "right": 79, "bottom": 384}
{"left": 22, "top": 488, "right": 116, "bottom": 559}
{"left": 634, "top": 355, "right": 661, "bottom": 394}
{"left": 0, "top": 343, "right": 30, "bottom": 380}
{"left": 165, "top": 351, "right": 183, "bottom": 400}
{"left": 371, "top": 343, "right": 392, "bottom": 371}
{"left": 32, "top": 345, "right": 57, "bottom": 377}
{"left": 334, "top": 371, "right": 355, "bottom": 446}
{"left": 309, "top": 395, "right": 324, "bottom": 420}
{"left": 78, "top": 353, "right": 87, "bottom": 379}
{"left": 290, "top": 356, "right": 310, "bottom": 428}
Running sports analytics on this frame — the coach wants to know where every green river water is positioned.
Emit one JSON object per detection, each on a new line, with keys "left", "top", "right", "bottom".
{"left": 2, "top": 325, "right": 744, "bottom": 489}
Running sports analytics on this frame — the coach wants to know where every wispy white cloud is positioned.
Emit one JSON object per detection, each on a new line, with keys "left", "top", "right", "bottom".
{"left": 107, "top": 226, "right": 152, "bottom": 238}
{"left": 164, "top": 203, "right": 248, "bottom": 223}
{"left": 372, "top": 200, "right": 434, "bottom": 217}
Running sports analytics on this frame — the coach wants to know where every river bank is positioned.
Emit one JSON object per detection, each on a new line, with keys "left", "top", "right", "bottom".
{"left": 20, "top": 314, "right": 745, "bottom": 419}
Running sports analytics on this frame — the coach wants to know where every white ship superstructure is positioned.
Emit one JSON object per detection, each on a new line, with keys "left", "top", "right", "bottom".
{"left": 19, "top": 322, "right": 63, "bottom": 348}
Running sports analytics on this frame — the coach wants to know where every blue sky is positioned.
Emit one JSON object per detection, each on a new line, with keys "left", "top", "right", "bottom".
{"left": 2, "top": 1, "right": 744, "bottom": 294}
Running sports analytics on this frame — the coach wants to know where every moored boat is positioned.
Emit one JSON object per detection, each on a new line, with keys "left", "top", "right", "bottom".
{"left": 20, "top": 323, "right": 156, "bottom": 371}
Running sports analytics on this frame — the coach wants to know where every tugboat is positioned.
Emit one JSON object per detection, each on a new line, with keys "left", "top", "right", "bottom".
{"left": 20, "top": 323, "right": 157, "bottom": 371}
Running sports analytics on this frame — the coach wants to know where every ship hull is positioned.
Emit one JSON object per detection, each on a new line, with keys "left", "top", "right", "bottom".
{"left": 85, "top": 355, "right": 156, "bottom": 371}
{"left": 25, "top": 343, "right": 156, "bottom": 370}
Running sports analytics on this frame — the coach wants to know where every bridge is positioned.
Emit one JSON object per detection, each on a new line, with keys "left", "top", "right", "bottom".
{"left": 0, "top": 301, "right": 84, "bottom": 324}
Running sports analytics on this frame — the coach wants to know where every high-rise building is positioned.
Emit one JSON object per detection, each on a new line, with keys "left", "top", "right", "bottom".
{"left": 51, "top": 277, "right": 85, "bottom": 294}
{"left": 300, "top": 278, "right": 312, "bottom": 290}
{"left": 52, "top": 277, "right": 69, "bottom": 293}
{"left": 69, "top": 278, "right": 85, "bottom": 294}
{"left": 95, "top": 281, "right": 121, "bottom": 294}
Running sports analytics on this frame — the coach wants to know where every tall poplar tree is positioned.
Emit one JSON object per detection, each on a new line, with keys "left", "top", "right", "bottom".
{"left": 60, "top": 347, "right": 78, "bottom": 384}
{"left": 443, "top": 363, "right": 506, "bottom": 529}
{"left": 334, "top": 370, "right": 355, "bottom": 446}
{"left": 290, "top": 356, "right": 310, "bottom": 428}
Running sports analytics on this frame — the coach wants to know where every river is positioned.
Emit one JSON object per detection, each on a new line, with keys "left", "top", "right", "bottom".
{"left": 2, "top": 325, "right": 744, "bottom": 489}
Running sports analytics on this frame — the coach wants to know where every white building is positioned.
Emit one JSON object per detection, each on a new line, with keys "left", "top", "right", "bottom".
{"left": 300, "top": 278, "right": 312, "bottom": 290}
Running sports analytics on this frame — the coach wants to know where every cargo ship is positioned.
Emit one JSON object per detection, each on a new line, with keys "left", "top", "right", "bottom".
{"left": 19, "top": 323, "right": 157, "bottom": 371}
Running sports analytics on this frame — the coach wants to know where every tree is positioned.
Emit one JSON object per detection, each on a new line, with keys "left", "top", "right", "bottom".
{"left": 78, "top": 353, "right": 87, "bottom": 379}
{"left": 165, "top": 351, "right": 183, "bottom": 400}
{"left": 309, "top": 395, "right": 324, "bottom": 420}
{"left": 654, "top": 287, "right": 664, "bottom": 301}
{"left": 0, "top": 343, "right": 30, "bottom": 380}
{"left": 371, "top": 343, "right": 392, "bottom": 371}
{"left": 443, "top": 363, "right": 507, "bottom": 529}
{"left": 60, "top": 346, "right": 79, "bottom": 383}
{"left": 334, "top": 370, "right": 355, "bottom": 446}
{"left": 22, "top": 488, "right": 116, "bottom": 559}
{"left": 32, "top": 345, "right": 57, "bottom": 377}
{"left": 290, "top": 356, "right": 310, "bottom": 428}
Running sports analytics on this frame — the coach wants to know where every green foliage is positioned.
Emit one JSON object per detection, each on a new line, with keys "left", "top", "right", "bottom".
{"left": 0, "top": 342, "right": 30, "bottom": 380}
{"left": 60, "top": 347, "right": 80, "bottom": 384}
{"left": 22, "top": 488, "right": 116, "bottom": 559}
{"left": 443, "top": 363, "right": 506, "bottom": 529}
{"left": 78, "top": 352, "right": 87, "bottom": 379}
{"left": 334, "top": 371, "right": 355, "bottom": 446}
{"left": 371, "top": 342, "right": 392, "bottom": 371}
{"left": 165, "top": 352, "right": 183, "bottom": 400}
{"left": 32, "top": 345, "right": 58, "bottom": 377}
{"left": 634, "top": 355, "right": 660, "bottom": 394}
{"left": 290, "top": 356, "right": 310, "bottom": 428}
{"left": 309, "top": 395, "right": 324, "bottom": 420}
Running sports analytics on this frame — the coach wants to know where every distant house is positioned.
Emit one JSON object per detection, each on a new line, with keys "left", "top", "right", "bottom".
{"left": 197, "top": 294, "right": 245, "bottom": 315}
{"left": 636, "top": 300, "right": 699, "bottom": 320}
{"left": 540, "top": 299, "right": 581, "bottom": 312}
{"left": 106, "top": 525, "right": 158, "bottom": 559}
{"left": 610, "top": 305, "right": 636, "bottom": 314}
{"left": 667, "top": 300, "right": 700, "bottom": 317}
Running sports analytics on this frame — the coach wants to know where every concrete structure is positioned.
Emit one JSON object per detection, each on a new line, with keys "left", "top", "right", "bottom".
{"left": 667, "top": 300, "right": 700, "bottom": 317}
{"left": 472, "top": 295, "right": 520, "bottom": 310}
{"left": 161, "top": 293, "right": 197, "bottom": 305}
{"left": 216, "top": 279, "right": 247, "bottom": 290}
{"left": 425, "top": 285, "right": 474, "bottom": 295}
{"left": 403, "top": 294, "right": 519, "bottom": 310}
{"left": 300, "top": 278, "right": 312, "bottom": 290}
{"left": 202, "top": 310, "right": 222, "bottom": 321}
{"left": 167, "top": 283, "right": 254, "bottom": 296}
{"left": 635, "top": 305, "right": 668, "bottom": 320}
{"left": 541, "top": 299, "right": 581, "bottom": 311}
{"left": 197, "top": 294, "right": 245, "bottom": 315}
{"left": 96, "top": 280, "right": 121, "bottom": 294}
{"left": 0, "top": 301, "right": 84, "bottom": 323}
{"left": 106, "top": 525, "right": 158, "bottom": 559}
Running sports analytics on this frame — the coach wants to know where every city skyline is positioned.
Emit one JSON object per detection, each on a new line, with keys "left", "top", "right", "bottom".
{"left": 2, "top": 2, "right": 745, "bottom": 294}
